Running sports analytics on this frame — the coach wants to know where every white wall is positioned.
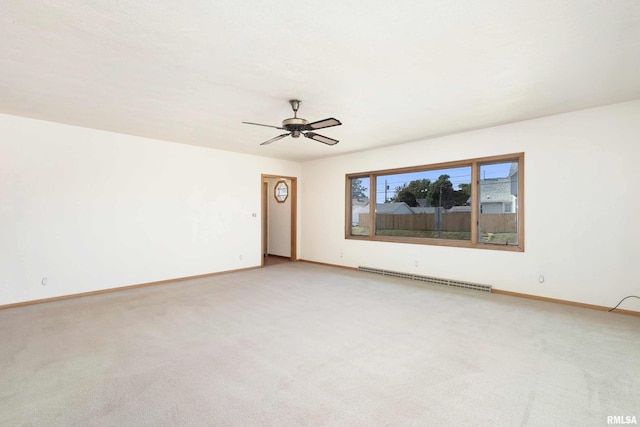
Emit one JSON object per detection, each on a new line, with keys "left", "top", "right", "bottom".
{"left": 266, "top": 177, "right": 291, "bottom": 257}
{"left": 301, "top": 100, "right": 640, "bottom": 311}
{"left": 3, "top": 101, "right": 638, "bottom": 311}
{"left": 0, "top": 114, "right": 300, "bottom": 305}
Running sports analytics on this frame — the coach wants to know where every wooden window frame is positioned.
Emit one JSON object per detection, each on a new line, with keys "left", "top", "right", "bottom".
{"left": 274, "top": 180, "right": 289, "bottom": 203}
{"left": 345, "top": 153, "right": 524, "bottom": 252}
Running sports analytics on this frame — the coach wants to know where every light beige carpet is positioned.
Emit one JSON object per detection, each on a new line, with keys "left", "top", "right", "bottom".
{"left": 1, "top": 262, "right": 638, "bottom": 426}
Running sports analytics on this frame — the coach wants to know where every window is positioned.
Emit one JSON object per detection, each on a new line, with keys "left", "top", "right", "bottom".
{"left": 479, "top": 161, "right": 519, "bottom": 245}
{"left": 349, "top": 176, "right": 370, "bottom": 236}
{"left": 346, "top": 153, "right": 524, "bottom": 251}
{"left": 274, "top": 180, "right": 288, "bottom": 203}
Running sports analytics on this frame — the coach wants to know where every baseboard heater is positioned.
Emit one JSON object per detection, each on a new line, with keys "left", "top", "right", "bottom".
{"left": 357, "top": 266, "right": 492, "bottom": 293}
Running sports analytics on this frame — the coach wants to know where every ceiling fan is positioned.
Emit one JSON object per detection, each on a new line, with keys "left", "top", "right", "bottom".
{"left": 243, "top": 100, "right": 341, "bottom": 146}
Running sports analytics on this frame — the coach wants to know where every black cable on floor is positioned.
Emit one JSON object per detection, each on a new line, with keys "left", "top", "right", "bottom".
{"left": 608, "top": 295, "right": 640, "bottom": 312}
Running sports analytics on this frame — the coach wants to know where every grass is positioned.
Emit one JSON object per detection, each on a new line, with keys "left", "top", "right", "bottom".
{"left": 352, "top": 227, "right": 470, "bottom": 240}
{"left": 376, "top": 229, "right": 471, "bottom": 240}
{"left": 479, "top": 232, "right": 518, "bottom": 245}
{"left": 351, "top": 226, "right": 369, "bottom": 236}
{"left": 352, "top": 227, "right": 517, "bottom": 244}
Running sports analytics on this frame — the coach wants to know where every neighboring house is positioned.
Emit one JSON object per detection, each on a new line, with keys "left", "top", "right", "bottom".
{"left": 352, "top": 201, "right": 414, "bottom": 225}
{"left": 375, "top": 202, "right": 414, "bottom": 215}
{"left": 508, "top": 162, "right": 519, "bottom": 198}
{"left": 479, "top": 163, "right": 518, "bottom": 213}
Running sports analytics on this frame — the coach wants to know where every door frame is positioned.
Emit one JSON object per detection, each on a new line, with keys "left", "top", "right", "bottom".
{"left": 261, "top": 174, "right": 297, "bottom": 266}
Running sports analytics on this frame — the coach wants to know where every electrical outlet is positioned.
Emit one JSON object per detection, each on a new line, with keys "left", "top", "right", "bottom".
{"left": 538, "top": 275, "right": 545, "bottom": 284}
{"left": 41, "top": 277, "right": 48, "bottom": 286}
{"left": 239, "top": 254, "right": 243, "bottom": 260}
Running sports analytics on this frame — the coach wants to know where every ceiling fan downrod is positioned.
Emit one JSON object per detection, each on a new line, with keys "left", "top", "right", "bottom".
{"left": 283, "top": 99, "right": 307, "bottom": 137}
{"left": 289, "top": 99, "right": 300, "bottom": 117}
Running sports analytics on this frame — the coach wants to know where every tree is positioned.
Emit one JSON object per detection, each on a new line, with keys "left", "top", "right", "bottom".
{"left": 390, "top": 179, "right": 430, "bottom": 206}
{"left": 404, "top": 179, "right": 431, "bottom": 200}
{"left": 427, "top": 175, "right": 454, "bottom": 208}
{"left": 452, "top": 183, "right": 471, "bottom": 206}
{"left": 426, "top": 176, "right": 473, "bottom": 208}
{"left": 394, "top": 188, "right": 418, "bottom": 207}
{"left": 457, "top": 183, "right": 471, "bottom": 197}
{"left": 351, "top": 178, "right": 368, "bottom": 199}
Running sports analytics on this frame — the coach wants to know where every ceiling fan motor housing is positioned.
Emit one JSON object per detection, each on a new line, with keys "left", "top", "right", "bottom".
{"left": 282, "top": 117, "right": 308, "bottom": 137}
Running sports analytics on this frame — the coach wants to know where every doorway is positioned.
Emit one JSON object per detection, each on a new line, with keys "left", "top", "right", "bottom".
{"left": 261, "top": 174, "right": 297, "bottom": 267}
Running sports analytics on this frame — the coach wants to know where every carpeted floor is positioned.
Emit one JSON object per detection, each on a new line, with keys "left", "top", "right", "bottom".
{"left": 1, "top": 262, "right": 638, "bottom": 426}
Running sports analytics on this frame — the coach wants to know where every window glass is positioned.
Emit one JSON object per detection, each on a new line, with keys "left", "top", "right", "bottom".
{"left": 274, "top": 180, "right": 289, "bottom": 203}
{"left": 478, "top": 161, "right": 519, "bottom": 245}
{"left": 374, "top": 166, "right": 472, "bottom": 240}
{"left": 350, "top": 177, "right": 370, "bottom": 236}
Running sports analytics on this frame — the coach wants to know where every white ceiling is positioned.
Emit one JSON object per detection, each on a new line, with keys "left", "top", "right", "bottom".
{"left": 2, "top": 1, "right": 640, "bottom": 162}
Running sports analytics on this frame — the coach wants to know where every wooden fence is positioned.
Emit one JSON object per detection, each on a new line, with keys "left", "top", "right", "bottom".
{"left": 359, "top": 212, "right": 517, "bottom": 233}
{"left": 478, "top": 213, "right": 518, "bottom": 233}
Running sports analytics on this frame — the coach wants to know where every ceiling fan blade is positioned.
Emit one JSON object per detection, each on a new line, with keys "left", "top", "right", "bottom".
{"left": 243, "top": 121, "right": 286, "bottom": 130}
{"left": 260, "top": 133, "right": 290, "bottom": 146}
{"left": 304, "top": 132, "right": 339, "bottom": 146}
{"left": 307, "top": 118, "right": 342, "bottom": 130}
